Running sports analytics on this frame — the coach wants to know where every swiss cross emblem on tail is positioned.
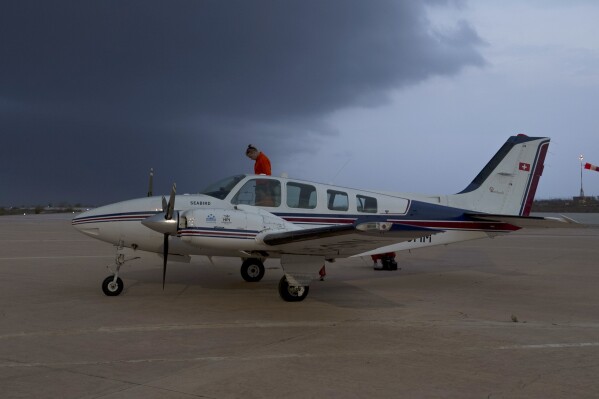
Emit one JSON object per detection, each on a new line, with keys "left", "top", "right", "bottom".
{"left": 519, "top": 162, "right": 531, "bottom": 172}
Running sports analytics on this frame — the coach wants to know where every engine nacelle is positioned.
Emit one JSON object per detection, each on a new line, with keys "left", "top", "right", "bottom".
{"left": 178, "top": 206, "right": 293, "bottom": 250}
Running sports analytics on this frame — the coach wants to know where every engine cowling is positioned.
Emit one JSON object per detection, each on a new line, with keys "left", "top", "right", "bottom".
{"left": 178, "top": 206, "right": 293, "bottom": 250}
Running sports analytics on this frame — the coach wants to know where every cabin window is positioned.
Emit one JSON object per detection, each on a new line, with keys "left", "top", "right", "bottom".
{"left": 327, "top": 190, "right": 348, "bottom": 211}
{"left": 231, "top": 178, "right": 281, "bottom": 207}
{"left": 287, "top": 182, "right": 317, "bottom": 209}
{"left": 357, "top": 195, "right": 377, "bottom": 213}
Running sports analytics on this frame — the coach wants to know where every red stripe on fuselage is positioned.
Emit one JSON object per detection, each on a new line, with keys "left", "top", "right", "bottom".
{"left": 179, "top": 229, "right": 257, "bottom": 238}
{"left": 71, "top": 214, "right": 154, "bottom": 225}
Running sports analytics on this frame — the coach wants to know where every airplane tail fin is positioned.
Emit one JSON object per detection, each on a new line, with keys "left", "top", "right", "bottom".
{"left": 447, "top": 135, "right": 550, "bottom": 216}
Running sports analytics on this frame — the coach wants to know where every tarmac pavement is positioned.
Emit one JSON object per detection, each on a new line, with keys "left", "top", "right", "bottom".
{"left": 1, "top": 214, "right": 599, "bottom": 398}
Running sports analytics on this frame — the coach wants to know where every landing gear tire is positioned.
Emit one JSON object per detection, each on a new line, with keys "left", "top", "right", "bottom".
{"left": 102, "top": 275, "right": 124, "bottom": 296}
{"left": 278, "top": 276, "right": 309, "bottom": 302}
{"left": 241, "top": 258, "right": 265, "bottom": 282}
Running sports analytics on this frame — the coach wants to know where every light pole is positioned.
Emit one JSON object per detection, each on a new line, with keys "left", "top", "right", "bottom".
{"left": 579, "top": 154, "right": 585, "bottom": 198}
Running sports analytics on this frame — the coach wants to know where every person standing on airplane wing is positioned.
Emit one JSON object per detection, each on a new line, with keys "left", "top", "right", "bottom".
{"left": 246, "top": 144, "right": 271, "bottom": 175}
{"left": 246, "top": 144, "right": 274, "bottom": 206}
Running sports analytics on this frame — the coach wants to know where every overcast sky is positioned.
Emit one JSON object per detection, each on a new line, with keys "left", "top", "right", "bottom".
{"left": 2, "top": 1, "right": 598, "bottom": 206}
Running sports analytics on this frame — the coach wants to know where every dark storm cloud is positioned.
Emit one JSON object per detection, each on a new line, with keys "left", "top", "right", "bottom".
{"left": 1, "top": 0, "right": 484, "bottom": 205}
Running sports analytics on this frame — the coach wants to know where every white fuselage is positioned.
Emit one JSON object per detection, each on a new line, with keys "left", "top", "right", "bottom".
{"left": 72, "top": 174, "right": 513, "bottom": 259}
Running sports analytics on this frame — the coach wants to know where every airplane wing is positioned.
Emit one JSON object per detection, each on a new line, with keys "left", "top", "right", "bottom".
{"left": 261, "top": 222, "right": 443, "bottom": 257}
{"left": 465, "top": 213, "right": 583, "bottom": 229}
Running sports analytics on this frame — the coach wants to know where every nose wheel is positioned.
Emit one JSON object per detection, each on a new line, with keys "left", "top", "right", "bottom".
{"left": 102, "top": 276, "right": 124, "bottom": 296}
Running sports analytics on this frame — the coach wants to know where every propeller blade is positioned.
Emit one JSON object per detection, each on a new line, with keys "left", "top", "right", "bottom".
{"left": 166, "top": 183, "right": 176, "bottom": 220}
{"left": 159, "top": 182, "right": 177, "bottom": 289}
{"left": 163, "top": 233, "right": 169, "bottom": 290}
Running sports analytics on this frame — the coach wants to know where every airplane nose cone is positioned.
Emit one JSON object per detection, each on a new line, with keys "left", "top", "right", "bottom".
{"left": 72, "top": 208, "right": 101, "bottom": 236}
{"left": 71, "top": 197, "right": 164, "bottom": 242}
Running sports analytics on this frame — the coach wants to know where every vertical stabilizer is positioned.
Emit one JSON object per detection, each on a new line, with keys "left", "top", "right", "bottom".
{"left": 448, "top": 135, "right": 549, "bottom": 216}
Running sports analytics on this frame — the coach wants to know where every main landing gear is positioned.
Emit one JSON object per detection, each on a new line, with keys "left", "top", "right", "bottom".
{"left": 278, "top": 276, "right": 309, "bottom": 302}
{"left": 240, "top": 257, "right": 310, "bottom": 301}
{"left": 240, "top": 258, "right": 265, "bottom": 282}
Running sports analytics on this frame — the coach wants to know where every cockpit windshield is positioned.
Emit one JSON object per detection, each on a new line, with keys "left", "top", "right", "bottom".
{"left": 200, "top": 175, "right": 246, "bottom": 200}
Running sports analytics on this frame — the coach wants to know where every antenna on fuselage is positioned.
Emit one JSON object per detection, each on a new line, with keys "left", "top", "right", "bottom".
{"left": 329, "top": 157, "right": 351, "bottom": 184}
{"left": 147, "top": 168, "right": 154, "bottom": 197}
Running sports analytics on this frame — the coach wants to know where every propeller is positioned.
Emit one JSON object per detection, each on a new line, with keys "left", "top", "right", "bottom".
{"left": 162, "top": 234, "right": 169, "bottom": 289}
{"left": 161, "top": 183, "right": 176, "bottom": 289}
{"left": 165, "top": 183, "right": 176, "bottom": 220}
{"left": 140, "top": 183, "right": 177, "bottom": 290}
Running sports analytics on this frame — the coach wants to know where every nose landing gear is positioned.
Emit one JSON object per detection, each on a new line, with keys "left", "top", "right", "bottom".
{"left": 101, "top": 243, "right": 140, "bottom": 297}
{"left": 102, "top": 275, "right": 124, "bottom": 296}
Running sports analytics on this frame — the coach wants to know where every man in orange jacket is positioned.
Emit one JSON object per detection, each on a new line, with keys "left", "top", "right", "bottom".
{"left": 246, "top": 144, "right": 272, "bottom": 175}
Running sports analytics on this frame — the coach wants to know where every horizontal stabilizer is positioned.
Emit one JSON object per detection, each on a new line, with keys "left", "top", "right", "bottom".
{"left": 465, "top": 213, "right": 583, "bottom": 229}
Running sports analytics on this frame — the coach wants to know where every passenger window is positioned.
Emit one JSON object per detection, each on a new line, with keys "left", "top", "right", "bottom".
{"left": 231, "top": 179, "right": 281, "bottom": 207}
{"left": 327, "top": 190, "right": 348, "bottom": 211}
{"left": 287, "top": 182, "right": 317, "bottom": 209}
{"left": 357, "top": 195, "right": 377, "bottom": 213}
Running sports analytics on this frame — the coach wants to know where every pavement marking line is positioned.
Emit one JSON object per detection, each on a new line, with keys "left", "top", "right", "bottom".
{"left": 1, "top": 240, "right": 94, "bottom": 242}
{"left": 497, "top": 342, "right": 599, "bottom": 350}
{"left": 3, "top": 320, "right": 599, "bottom": 341}
{"left": 0, "top": 321, "right": 342, "bottom": 340}
{"left": 0, "top": 351, "right": 385, "bottom": 368}
{"left": 0, "top": 357, "right": 228, "bottom": 368}
{"left": 4, "top": 343, "right": 599, "bottom": 369}
{"left": 0, "top": 255, "right": 113, "bottom": 260}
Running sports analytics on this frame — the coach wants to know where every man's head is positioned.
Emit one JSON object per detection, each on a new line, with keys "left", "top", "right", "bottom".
{"left": 246, "top": 144, "right": 259, "bottom": 160}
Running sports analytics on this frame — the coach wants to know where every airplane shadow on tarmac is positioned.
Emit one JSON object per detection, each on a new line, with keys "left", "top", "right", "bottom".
{"left": 117, "top": 262, "right": 402, "bottom": 309}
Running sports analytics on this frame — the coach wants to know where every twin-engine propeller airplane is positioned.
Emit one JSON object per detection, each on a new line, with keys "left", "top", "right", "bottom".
{"left": 73, "top": 134, "right": 579, "bottom": 301}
